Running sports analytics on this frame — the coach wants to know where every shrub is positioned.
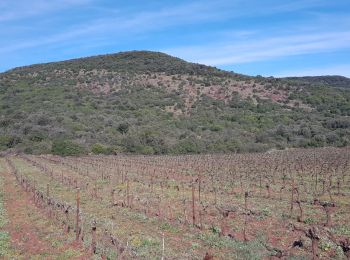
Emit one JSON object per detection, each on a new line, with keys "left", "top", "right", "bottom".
{"left": 37, "top": 115, "right": 51, "bottom": 126}
{"left": 324, "top": 118, "right": 350, "bottom": 129}
{"left": 91, "top": 143, "right": 112, "bottom": 155}
{"left": 117, "top": 123, "right": 129, "bottom": 134}
{"left": 171, "top": 139, "right": 200, "bottom": 154}
{"left": 137, "top": 145, "right": 155, "bottom": 155}
{"left": 0, "top": 135, "right": 22, "bottom": 150}
{"left": 0, "top": 119, "right": 12, "bottom": 128}
{"left": 51, "top": 140, "right": 86, "bottom": 156}
{"left": 29, "top": 131, "right": 45, "bottom": 142}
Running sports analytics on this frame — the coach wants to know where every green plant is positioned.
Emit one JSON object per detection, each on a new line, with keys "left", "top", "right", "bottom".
{"left": 0, "top": 177, "right": 13, "bottom": 258}
{"left": 91, "top": 143, "right": 112, "bottom": 155}
{"left": 304, "top": 217, "right": 316, "bottom": 224}
{"left": 51, "top": 140, "right": 86, "bottom": 156}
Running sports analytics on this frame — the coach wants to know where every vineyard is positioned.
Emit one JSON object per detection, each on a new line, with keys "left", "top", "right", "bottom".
{"left": 1, "top": 147, "right": 350, "bottom": 259}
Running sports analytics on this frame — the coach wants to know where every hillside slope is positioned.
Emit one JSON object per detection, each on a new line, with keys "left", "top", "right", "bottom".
{"left": 283, "top": 76, "right": 350, "bottom": 89}
{"left": 0, "top": 51, "right": 349, "bottom": 155}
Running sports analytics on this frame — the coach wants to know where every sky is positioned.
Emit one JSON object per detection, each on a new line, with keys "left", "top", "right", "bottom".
{"left": 0, "top": 0, "right": 350, "bottom": 77}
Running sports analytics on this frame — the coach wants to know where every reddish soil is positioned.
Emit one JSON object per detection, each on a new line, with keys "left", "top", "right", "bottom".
{"left": 2, "top": 169, "right": 89, "bottom": 259}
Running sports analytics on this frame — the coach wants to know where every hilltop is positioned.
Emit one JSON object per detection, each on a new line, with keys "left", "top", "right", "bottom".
{"left": 0, "top": 51, "right": 349, "bottom": 155}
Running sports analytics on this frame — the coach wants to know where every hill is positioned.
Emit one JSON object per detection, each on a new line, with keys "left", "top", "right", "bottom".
{"left": 0, "top": 51, "right": 349, "bottom": 155}
{"left": 283, "top": 75, "right": 350, "bottom": 89}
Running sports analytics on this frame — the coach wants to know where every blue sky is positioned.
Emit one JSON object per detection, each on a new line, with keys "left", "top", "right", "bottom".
{"left": 1, "top": 0, "right": 350, "bottom": 77}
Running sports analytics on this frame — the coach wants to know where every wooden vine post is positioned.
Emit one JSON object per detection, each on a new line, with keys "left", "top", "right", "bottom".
{"left": 290, "top": 178, "right": 295, "bottom": 218}
{"left": 76, "top": 188, "right": 80, "bottom": 241}
{"left": 192, "top": 178, "right": 196, "bottom": 226}
{"left": 111, "top": 189, "right": 116, "bottom": 206}
{"left": 198, "top": 174, "right": 201, "bottom": 203}
{"left": 91, "top": 220, "right": 97, "bottom": 254}
{"left": 266, "top": 183, "right": 271, "bottom": 199}
{"left": 296, "top": 200, "right": 303, "bottom": 222}
{"left": 33, "top": 180, "right": 36, "bottom": 204}
{"left": 94, "top": 180, "right": 97, "bottom": 199}
{"left": 161, "top": 232, "right": 165, "bottom": 260}
{"left": 65, "top": 207, "right": 70, "bottom": 234}
{"left": 47, "top": 183, "right": 51, "bottom": 218}
{"left": 243, "top": 191, "right": 249, "bottom": 241}
{"left": 244, "top": 191, "right": 248, "bottom": 211}
{"left": 127, "top": 179, "right": 130, "bottom": 208}
{"left": 307, "top": 226, "right": 320, "bottom": 260}
{"left": 322, "top": 202, "right": 336, "bottom": 227}
{"left": 47, "top": 183, "right": 50, "bottom": 198}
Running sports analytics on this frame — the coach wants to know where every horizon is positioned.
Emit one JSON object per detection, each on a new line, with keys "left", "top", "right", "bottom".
{"left": 1, "top": 0, "right": 350, "bottom": 77}
{"left": 2, "top": 49, "right": 350, "bottom": 79}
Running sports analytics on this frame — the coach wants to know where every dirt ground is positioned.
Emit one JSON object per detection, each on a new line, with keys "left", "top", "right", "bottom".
{"left": 1, "top": 148, "right": 349, "bottom": 259}
{"left": 1, "top": 166, "right": 89, "bottom": 259}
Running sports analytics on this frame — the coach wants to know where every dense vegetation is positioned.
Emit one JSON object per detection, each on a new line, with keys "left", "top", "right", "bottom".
{"left": 284, "top": 76, "right": 350, "bottom": 89}
{"left": 0, "top": 51, "right": 349, "bottom": 155}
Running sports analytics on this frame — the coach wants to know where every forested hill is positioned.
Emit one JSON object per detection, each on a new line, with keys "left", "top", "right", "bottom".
{"left": 283, "top": 76, "right": 350, "bottom": 89}
{"left": 0, "top": 51, "right": 349, "bottom": 155}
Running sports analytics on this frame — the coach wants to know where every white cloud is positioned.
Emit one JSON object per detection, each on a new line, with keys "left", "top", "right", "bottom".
{"left": 0, "top": 0, "right": 239, "bottom": 53}
{"left": 164, "top": 31, "right": 350, "bottom": 66}
{"left": 1, "top": 0, "right": 349, "bottom": 75}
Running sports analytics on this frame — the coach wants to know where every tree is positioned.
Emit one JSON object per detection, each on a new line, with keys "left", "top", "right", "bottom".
{"left": 117, "top": 123, "right": 129, "bottom": 134}
{"left": 52, "top": 140, "right": 85, "bottom": 156}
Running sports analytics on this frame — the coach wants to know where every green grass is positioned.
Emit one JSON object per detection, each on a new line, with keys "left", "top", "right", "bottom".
{"left": 196, "top": 231, "right": 269, "bottom": 259}
{"left": 6, "top": 151, "right": 350, "bottom": 259}
{"left": 55, "top": 248, "right": 82, "bottom": 260}
{"left": 0, "top": 175, "right": 15, "bottom": 258}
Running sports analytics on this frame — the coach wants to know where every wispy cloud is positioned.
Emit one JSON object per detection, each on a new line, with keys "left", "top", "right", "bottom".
{"left": 165, "top": 31, "right": 350, "bottom": 66}
{"left": 0, "top": 0, "right": 329, "bottom": 51}
{"left": 0, "top": 0, "right": 349, "bottom": 76}
{"left": 0, "top": 0, "right": 238, "bottom": 53}
{"left": 0, "top": 0, "right": 338, "bottom": 50}
{"left": 0, "top": 0, "right": 92, "bottom": 22}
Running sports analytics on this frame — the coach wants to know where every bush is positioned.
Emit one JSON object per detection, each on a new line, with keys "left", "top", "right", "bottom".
{"left": 326, "top": 132, "right": 338, "bottom": 143}
{"left": 324, "top": 118, "right": 350, "bottom": 129}
{"left": 51, "top": 140, "right": 86, "bottom": 156}
{"left": 117, "top": 123, "right": 129, "bottom": 134}
{"left": 137, "top": 145, "right": 155, "bottom": 155}
{"left": 0, "top": 135, "right": 21, "bottom": 150}
{"left": 91, "top": 143, "right": 112, "bottom": 155}
{"left": 27, "top": 141, "right": 51, "bottom": 154}
{"left": 237, "top": 143, "right": 270, "bottom": 153}
{"left": 171, "top": 139, "right": 200, "bottom": 154}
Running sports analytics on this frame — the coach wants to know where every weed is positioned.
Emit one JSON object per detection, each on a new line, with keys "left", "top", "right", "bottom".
{"left": 0, "top": 176, "right": 14, "bottom": 258}
{"left": 210, "top": 226, "right": 221, "bottom": 235}
{"left": 160, "top": 222, "right": 179, "bottom": 233}
{"left": 56, "top": 248, "right": 82, "bottom": 260}
{"left": 304, "top": 217, "right": 316, "bottom": 224}
{"left": 332, "top": 225, "right": 350, "bottom": 237}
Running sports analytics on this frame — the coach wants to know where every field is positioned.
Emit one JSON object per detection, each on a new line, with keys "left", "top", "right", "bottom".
{"left": 0, "top": 147, "right": 350, "bottom": 259}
